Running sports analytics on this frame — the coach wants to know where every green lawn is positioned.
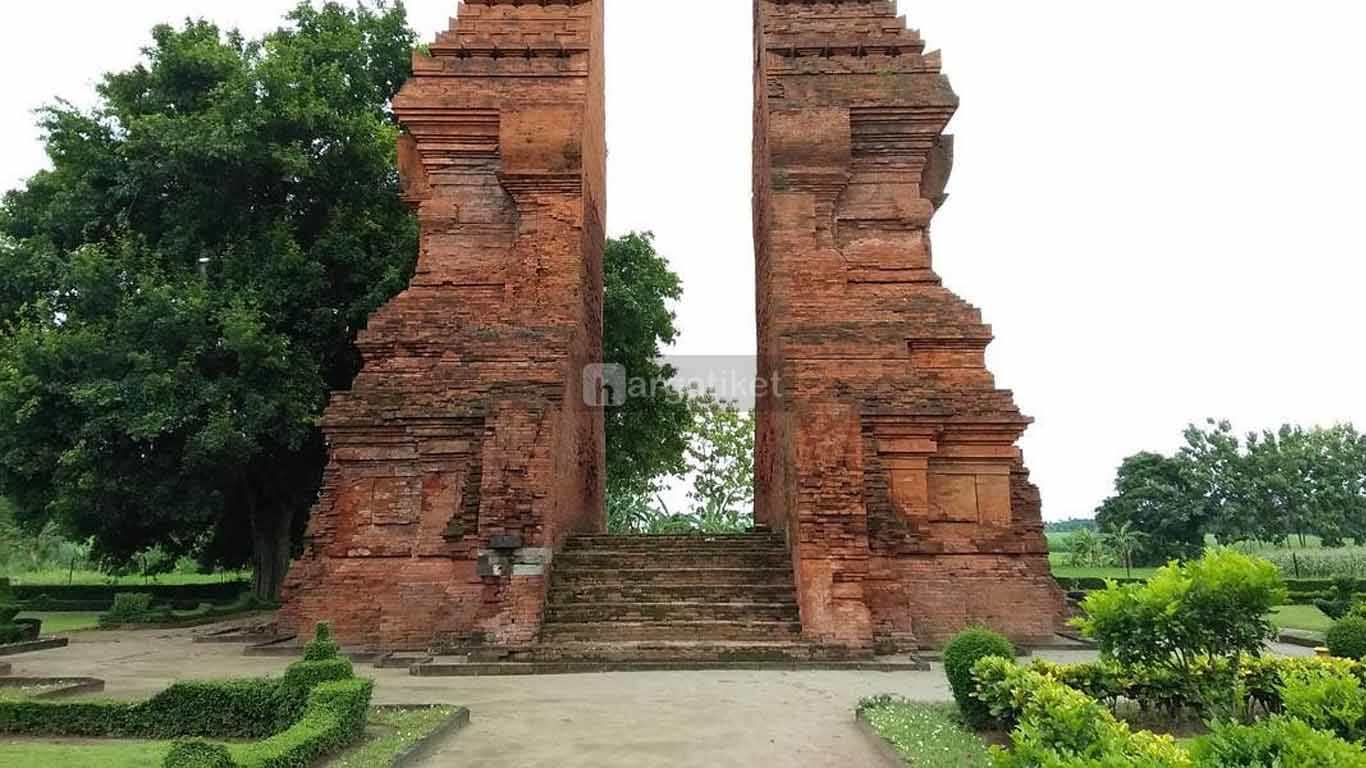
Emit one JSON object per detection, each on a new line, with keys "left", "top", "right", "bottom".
{"left": 0, "top": 739, "right": 168, "bottom": 768}
{"left": 18, "top": 612, "right": 102, "bottom": 634}
{"left": 0, "top": 707, "right": 459, "bottom": 768}
{"left": 858, "top": 699, "right": 991, "bottom": 768}
{"left": 1271, "top": 604, "right": 1334, "bottom": 633}
{"left": 330, "top": 706, "right": 460, "bottom": 768}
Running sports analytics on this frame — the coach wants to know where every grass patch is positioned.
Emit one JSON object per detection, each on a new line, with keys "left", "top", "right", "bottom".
{"left": 0, "top": 738, "right": 168, "bottom": 767}
{"left": 0, "top": 706, "right": 456, "bottom": 768}
{"left": 1051, "top": 563, "right": 1158, "bottom": 580}
{"left": 329, "top": 706, "right": 460, "bottom": 767}
{"left": 1271, "top": 604, "right": 1334, "bottom": 633}
{"left": 18, "top": 612, "right": 102, "bottom": 634}
{"left": 858, "top": 698, "right": 991, "bottom": 768}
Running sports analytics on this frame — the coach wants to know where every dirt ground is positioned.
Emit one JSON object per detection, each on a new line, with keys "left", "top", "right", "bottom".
{"left": 8, "top": 625, "right": 1307, "bottom": 767}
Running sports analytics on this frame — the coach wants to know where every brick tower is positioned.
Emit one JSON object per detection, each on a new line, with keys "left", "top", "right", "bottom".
{"left": 753, "top": 0, "right": 1065, "bottom": 648}
{"left": 279, "top": 0, "right": 607, "bottom": 650}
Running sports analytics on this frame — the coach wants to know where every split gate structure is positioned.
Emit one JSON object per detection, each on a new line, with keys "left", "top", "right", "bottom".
{"left": 280, "top": 0, "right": 1065, "bottom": 655}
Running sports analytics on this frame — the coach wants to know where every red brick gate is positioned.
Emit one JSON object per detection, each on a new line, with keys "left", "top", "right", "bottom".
{"left": 279, "top": 0, "right": 1064, "bottom": 654}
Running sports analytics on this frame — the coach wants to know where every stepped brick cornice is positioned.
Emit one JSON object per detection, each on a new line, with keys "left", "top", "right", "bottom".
{"left": 754, "top": 0, "right": 1065, "bottom": 648}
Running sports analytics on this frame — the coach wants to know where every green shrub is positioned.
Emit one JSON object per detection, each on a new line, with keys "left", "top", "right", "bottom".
{"left": 99, "top": 592, "right": 171, "bottom": 626}
{"left": 1280, "top": 665, "right": 1366, "bottom": 742}
{"left": 1192, "top": 717, "right": 1366, "bottom": 768}
{"left": 1075, "top": 549, "right": 1285, "bottom": 674}
{"left": 302, "top": 623, "right": 340, "bottom": 662}
{"left": 1315, "top": 577, "right": 1358, "bottom": 620}
{"left": 972, "top": 658, "right": 1191, "bottom": 767}
{"left": 165, "top": 740, "right": 234, "bottom": 768}
{"left": 1329, "top": 617, "right": 1366, "bottom": 661}
{"left": 943, "top": 627, "right": 1014, "bottom": 728}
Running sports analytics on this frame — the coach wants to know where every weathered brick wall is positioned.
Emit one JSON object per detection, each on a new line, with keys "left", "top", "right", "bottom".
{"left": 279, "top": 0, "right": 606, "bottom": 651}
{"left": 754, "top": 0, "right": 1065, "bottom": 648}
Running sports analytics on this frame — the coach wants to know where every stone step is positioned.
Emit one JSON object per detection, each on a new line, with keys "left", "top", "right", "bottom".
{"left": 510, "top": 640, "right": 872, "bottom": 664}
{"left": 555, "top": 550, "right": 791, "bottom": 569}
{"left": 544, "top": 601, "right": 799, "bottom": 624}
{"left": 412, "top": 658, "right": 928, "bottom": 676}
{"left": 550, "top": 582, "right": 798, "bottom": 604}
{"left": 552, "top": 567, "right": 794, "bottom": 587}
{"left": 541, "top": 620, "right": 803, "bottom": 642}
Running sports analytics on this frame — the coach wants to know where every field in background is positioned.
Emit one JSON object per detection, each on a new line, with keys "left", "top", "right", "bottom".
{"left": 1048, "top": 528, "right": 1366, "bottom": 580}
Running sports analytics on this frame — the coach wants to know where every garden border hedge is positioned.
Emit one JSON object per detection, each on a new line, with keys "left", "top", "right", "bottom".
{"left": 0, "top": 624, "right": 372, "bottom": 768}
{"left": 1055, "top": 575, "right": 1363, "bottom": 603}
{"left": 11, "top": 581, "right": 250, "bottom": 611}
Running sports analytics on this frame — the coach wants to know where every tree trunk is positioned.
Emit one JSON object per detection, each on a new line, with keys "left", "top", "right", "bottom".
{"left": 245, "top": 482, "right": 294, "bottom": 603}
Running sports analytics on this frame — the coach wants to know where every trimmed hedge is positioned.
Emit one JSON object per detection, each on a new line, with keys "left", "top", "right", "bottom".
{"left": 167, "top": 679, "right": 374, "bottom": 768}
{"left": 226, "top": 679, "right": 373, "bottom": 768}
{"left": 0, "top": 679, "right": 282, "bottom": 738}
{"left": 97, "top": 593, "right": 269, "bottom": 628}
{"left": 0, "top": 623, "right": 372, "bottom": 768}
{"left": 10, "top": 581, "right": 249, "bottom": 611}
{"left": 165, "top": 741, "right": 234, "bottom": 768}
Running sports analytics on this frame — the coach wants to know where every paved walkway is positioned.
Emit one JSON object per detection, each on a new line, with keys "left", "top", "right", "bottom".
{"left": 3, "top": 626, "right": 1111, "bottom": 767}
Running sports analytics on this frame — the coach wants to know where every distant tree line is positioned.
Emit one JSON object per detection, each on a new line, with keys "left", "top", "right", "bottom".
{"left": 1096, "top": 421, "right": 1366, "bottom": 564}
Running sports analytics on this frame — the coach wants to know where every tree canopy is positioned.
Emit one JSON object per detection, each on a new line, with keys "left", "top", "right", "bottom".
{"left": 603, "top": 232, "right": 691, "bottom": 506}
{"left": 1097, "top": 420, "right": 1366, "bottom": 563}
{"left": 0, "top": 2, "right": 419, "bottom": 598}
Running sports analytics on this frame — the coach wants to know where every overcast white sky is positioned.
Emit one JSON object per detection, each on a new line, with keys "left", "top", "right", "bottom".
{"left": 2, "top": 1, "right": 1364, "bottom": 521}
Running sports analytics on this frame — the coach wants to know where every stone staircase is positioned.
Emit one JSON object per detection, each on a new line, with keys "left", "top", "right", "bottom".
{"left": 408, "top": 532, "right": 932, "bottom": 673}
{"left": 541, "top": 532, "right": 800, "bottom": 644}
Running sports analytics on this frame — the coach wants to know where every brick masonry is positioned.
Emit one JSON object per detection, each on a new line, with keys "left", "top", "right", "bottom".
{"left": 280, "top": 0, "right": 1063, "bottom": 653}
{"left": 278, "top": 0, "right": 607, "bottom": 651}
{"left": 752, "top": 0, "right": 1066, "bottom": 648}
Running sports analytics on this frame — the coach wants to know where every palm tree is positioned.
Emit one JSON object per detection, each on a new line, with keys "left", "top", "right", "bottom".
{"left": 1104, "top": 522, "right": 1149, "bottom": 578}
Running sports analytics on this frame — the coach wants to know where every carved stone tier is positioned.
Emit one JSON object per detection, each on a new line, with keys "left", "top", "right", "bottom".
{"left": 754, "top": 0, "right": 1064, "bottom": 648}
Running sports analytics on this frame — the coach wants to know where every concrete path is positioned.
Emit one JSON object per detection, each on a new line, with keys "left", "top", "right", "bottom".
{"left": 4, "top": 627, "right": 1118, "bottom": 767}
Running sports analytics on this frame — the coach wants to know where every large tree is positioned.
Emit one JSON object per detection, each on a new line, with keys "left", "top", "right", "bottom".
{"left": 603, "top": 232, "right": 691, "bottom": 531}
{"left": 0, "top": 3, "right": 418, "bottom": 599}
{"left": 1095, "top": 451, "right": 1208, "bottom": 564}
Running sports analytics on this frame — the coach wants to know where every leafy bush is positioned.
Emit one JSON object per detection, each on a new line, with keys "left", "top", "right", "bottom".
{"left": 972, "top": 658, "right": 1192, "bottom": 767}
{"left": 99, "top": 593, "right": 167, "bottom": 626}
{"left": 943, "top": 627, "right": 1014, "bottom": 728}
{"left": 1279, "top": 665, "right": 1366, "bottom": 742}
{"left": 1074, "top": 549, "right": 1285, "bottom": 675}
{"left": 998, "top": 654, "right": 1366, "bottom": 723}
{"left": 1329, "top": 617, "right": 1366, "bottom": 661}
{"left": 1192, "top": 716, "right": 1366, "bottom": 767}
